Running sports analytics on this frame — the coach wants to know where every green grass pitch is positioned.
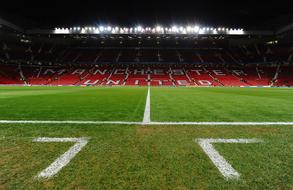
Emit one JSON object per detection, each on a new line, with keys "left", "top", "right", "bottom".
{"left": 0, "top": 86, "right": 292, "bottom": 189}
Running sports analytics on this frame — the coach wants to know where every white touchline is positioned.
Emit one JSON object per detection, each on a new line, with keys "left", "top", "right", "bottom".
{"left": 142, "top": 87, "right": 151, "bottom": 124}
{"left": 33, "top": 137, "right": 90, "bottom": 179}
{"left": 195, "top": 138, "right": 263, "bottom": 180}
{"left": 1, "top": 120, "right": 293, "bottom": 125}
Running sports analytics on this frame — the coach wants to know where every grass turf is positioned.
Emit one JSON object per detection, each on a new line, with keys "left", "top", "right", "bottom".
{"left": 0, "top": 86, "right": 293, "bottom": 189}
{"left": 1, "top": 86, "right": 293, "bottom": 122}
{"left": 0, "top": 124, "right": 292, "bottom": 189}
{"left": 0, "top": 86, "right": 147, "bottom": 121}
{"left": 151, "top": 87, "right": 293, "bottom": 122}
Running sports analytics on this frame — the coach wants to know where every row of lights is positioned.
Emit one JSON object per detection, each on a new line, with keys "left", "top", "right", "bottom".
{"left": 54, "top": 25, "right": 244, "bottom": 35}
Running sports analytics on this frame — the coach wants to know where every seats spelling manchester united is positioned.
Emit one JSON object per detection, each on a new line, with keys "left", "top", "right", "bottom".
{"left": 1, "top": 63, "right": 293, "bottom": 87}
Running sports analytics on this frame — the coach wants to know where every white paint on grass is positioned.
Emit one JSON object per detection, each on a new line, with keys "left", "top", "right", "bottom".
{"left": 143, "top": 87, "right": 151, "bottom": 124}
{"left": 33, "top": 137, "right": 89, "bottom": 179}
{"left": 195, "top": 138, "right": 263, "bottom": 180}
{"left": 1, "top": 120, "right": 293, "bottom": 126}
{"left": 148, "top": 122, "right": 293, "bottom": 126}
{"left": 0, "top": 120, "right": 141, "bottom": 125}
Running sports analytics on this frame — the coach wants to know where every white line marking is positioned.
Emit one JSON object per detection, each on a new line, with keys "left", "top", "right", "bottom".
{"left": 33, "top": 137, "right": 89, "bottom": 179}
{"left": 143, "top": 87, "right": 151, "bottom": 124}
{"left": 1, "top": 120, "right": 293, "bottom": 125}
{"left": 195, "top": 138, "right": 263, "bottom": 180}
{"left": 0, "top": 120, "right": 141, "bottom": 125}
{"left": 148, "top": 122, "right": 293, "bottom": 125}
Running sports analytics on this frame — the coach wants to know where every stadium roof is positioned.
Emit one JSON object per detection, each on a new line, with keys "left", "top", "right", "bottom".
{"left": 0, "top": 0, "right": 292, "bottom": 31}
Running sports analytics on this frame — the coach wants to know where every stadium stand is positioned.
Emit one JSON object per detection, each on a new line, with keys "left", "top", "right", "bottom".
{"left": 1, "top": 63, "right": 293, "bottom": 87}
{"left": 1, "top": 34, "right": 293, "bottom": 87}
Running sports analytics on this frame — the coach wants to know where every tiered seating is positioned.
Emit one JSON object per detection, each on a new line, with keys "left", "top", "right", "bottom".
{"left": 4, "top": 42, "right": 33, "bottom": 61}
{"left": 49, "top": 68, "right": 87, "bottom": 85}
{"left": 106, "top": 66, "right": 127, "bottom": 86}
{"left": 178, "top": 49, "right": 202, "bottom": 63}
{"left": 1, "top": 38, "right": 292, "bottom": 65}
{"left": 76, "top": 50, "right": 101, "bottom": 63}
{"left": 187, "top": 68, "right": 221, "bottom": 86}
{"left": 32, "top": 44, "right": 65, "bottom": 62}
{"left": 149, "top": 66, "right": 172, "bottom": 86}
{"left": 170, "top": 66, "right": 192, "bottom": 86}
{"left": 77, "top": 66, "right": 113, "bottom": 85}
{"left": 263, "top": 44, "right": 292, "bottom": 62}
{"left": 125, "top": 66, "right": 149, "bottom": 86}
{"left": 0, "top": 38, "right": 292, "bottom": 86}
{"left": 0, "top": 65, "right": 24, "bottom": 84}
{"left": 160, "top": 50, "right": 179, "bottom": 62}
{"left": 119, "top": 49, "right": 137, "bottom": 62}
{"left": 235, "top": 67, "right": 256, "bottom": 85}
{"left": 207, "top": 67, "right": 247, "bottom": 86}
{"left": 1, "top": 63, "right": 293, "bottom": 87}
{"left": 275, "top": 66, "right": 293, "bottom": 86}
{"left": 98, "top": 50, "right": 120, "bottom": 62}
{"left": 199, "top": 50, "right": 221, "bottom": 63}
{"left": 140, "top": 49, "right": 159, "bottom": 62}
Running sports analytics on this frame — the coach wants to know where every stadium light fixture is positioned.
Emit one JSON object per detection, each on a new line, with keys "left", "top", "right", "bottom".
{"left": 54, "top": 28, "right": 70, "bottom": 34}
{"left": 99, "top": 26, "right": 105, "bottom": 32}
{"left": 54, "top": 24, "right": 245, "bottom": 35}
{"left": 194, "top": 26, "right": 200, "bottom": 33}
{"left": 171, "top": 26, "right": 179, "bottom": 33}
{"left": 228, "top": 29, "right": 244, "bottom": 35}
{"left": 111, "top": 29, "right": 116, "bottom": 34}
{"left": 94, "top": 28, "right": 100, "bottom": 34}
{"left": 155, "top": 25, "right": 162, "bottom": 33}
{"left": 186, "top": 26, "right": 192, "bottom": 33}
{"left": 199, "top": 29, "right": 205, "bottom": 34}
{"left": 136, "top": 25, "right": 143, "bottom": 32}
{"left": 81, "top": 28, "right": 86, "bottom": 34}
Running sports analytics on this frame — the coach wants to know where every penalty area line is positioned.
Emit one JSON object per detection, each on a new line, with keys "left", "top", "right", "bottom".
{"left": 0, "top": 120, "right": 293, "bottom": 125}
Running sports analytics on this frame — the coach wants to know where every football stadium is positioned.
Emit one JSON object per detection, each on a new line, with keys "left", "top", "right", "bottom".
{"left": 0, "top": 1, "right": 293, "bottom": 189}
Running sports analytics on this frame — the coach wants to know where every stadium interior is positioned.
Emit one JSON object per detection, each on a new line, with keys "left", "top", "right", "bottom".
{"left": 1, "top": 17, "right": 293, "bottom": 87}
{"left": 1, "top": 2, "right": 293, "bottom": 189}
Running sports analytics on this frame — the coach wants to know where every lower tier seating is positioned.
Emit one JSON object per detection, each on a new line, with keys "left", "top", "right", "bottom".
{"left": 1, "top": 63, "right": 293, "bottom": 87}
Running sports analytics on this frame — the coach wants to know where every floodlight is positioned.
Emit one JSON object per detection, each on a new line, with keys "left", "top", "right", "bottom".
{"left": 186, "top": 26, "right": 192, "bottom": 33}
{"left": 137, "top": 26, "right": 143, "bottom": 32}
{"left": 172, "top": 26, "right": 179, "bottom": 33}
{"left": 194, "top": 26, "right": 200, "bottom": 32}
{"left": 94, "top": 28, "right": 100, "bottom": 34}
{"left": 156, "top": 25, "right": 162, "bottom": 32}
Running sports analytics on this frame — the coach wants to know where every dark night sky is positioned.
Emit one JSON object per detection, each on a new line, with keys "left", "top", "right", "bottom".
{"left": 0, "top": 0, "right": 292, "bottom": 29}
